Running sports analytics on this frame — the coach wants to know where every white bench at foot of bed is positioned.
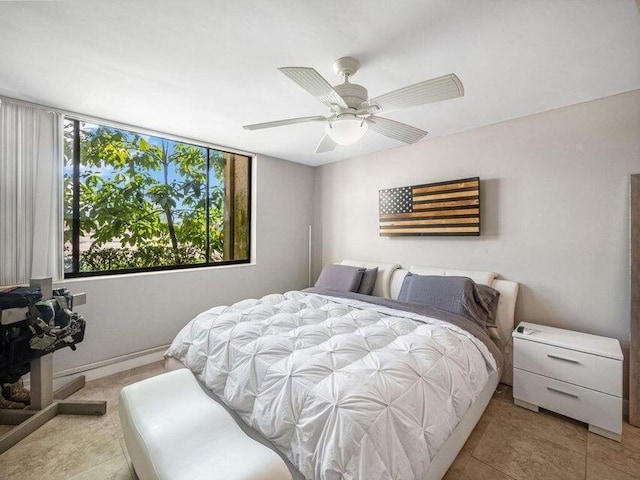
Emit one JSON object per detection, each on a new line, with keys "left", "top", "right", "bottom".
{"left": 118, "top": 369, "right": 292, "bottom": 480}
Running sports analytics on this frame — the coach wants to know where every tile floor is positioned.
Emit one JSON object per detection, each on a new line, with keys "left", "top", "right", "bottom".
{"left": 0, "top": 362, "right": 638, "bottom": 480}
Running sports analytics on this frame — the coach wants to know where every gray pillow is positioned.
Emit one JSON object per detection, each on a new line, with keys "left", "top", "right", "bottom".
{"left": 315, "top": 264, "right": 365, "bottom": 292}
{"left": 357, "top": 267, "right": 378, "bottom": 295}
{"left": 398, "top": 274, "right": 500, "bottom": 329}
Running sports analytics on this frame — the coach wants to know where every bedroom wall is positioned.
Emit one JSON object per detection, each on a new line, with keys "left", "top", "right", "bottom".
{"left": 314, "top": 89, "right": 640, "bottom": 393}
{"left": 52, "top": 154, "right": 314, "bottom": 373}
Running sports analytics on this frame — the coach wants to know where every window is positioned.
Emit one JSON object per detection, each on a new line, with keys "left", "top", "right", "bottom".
{"left": 63, "top": 119, "right": 251, "bottom": 277}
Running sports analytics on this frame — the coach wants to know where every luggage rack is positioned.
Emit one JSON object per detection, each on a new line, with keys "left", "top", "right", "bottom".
{"left": 0, "top": 277, "right": 107, "bottom": 454}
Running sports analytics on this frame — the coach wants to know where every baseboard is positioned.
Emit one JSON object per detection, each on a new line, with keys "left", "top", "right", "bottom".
{"left": 23, "top": 345, "right": 169, "bottom": 390}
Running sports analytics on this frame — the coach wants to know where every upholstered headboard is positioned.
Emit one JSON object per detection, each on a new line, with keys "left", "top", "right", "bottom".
{"left": 341, "top": 259, "right": 519, "bottom": 385}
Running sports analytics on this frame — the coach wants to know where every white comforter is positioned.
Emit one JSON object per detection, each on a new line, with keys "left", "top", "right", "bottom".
{"left": 166, "top": 291, "right": 497, "bottom": 480}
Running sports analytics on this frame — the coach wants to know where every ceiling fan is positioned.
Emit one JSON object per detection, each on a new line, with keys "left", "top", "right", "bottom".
{"left": 243, "top": 56, "right": 464, "bottom": 154}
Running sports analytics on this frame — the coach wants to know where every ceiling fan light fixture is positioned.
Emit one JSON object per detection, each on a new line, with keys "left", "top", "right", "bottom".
{"left": 325, "top": 115, "right": 368, "bottom": 146}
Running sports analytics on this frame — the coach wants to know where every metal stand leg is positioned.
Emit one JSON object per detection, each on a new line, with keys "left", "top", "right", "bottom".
{"left": 0, "top": 278, "right": 106, "bottom": 454}
{"left": 30, "top": 355, "right": 53, "bottom": 410}
{"left": 0, "top": 363, "right": 107, "bottom": 454}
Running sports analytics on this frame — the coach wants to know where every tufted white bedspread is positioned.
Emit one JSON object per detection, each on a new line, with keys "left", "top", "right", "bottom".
{"left": 166, "top": 291, "right": 498, "bottom": 480}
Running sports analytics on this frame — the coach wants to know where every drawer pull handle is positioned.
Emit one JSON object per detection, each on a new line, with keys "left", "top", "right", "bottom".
{"left": 547, "top": 354, "right": 580, "bottom": 364}
{"left": 547, "top": 386, "right": 579, "bottom": 399}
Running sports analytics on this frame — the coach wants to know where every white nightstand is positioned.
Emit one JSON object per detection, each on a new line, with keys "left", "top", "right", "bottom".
{"left": 512, "top": 322, "right": 623, "bottom": 441}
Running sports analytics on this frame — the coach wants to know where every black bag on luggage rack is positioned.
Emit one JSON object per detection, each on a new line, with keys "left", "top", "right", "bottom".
{"left": 0, "top": 287, "right": 42, "bottom": 309}
{"left": 0, "top": 287, "right": 86, "bottom": 384}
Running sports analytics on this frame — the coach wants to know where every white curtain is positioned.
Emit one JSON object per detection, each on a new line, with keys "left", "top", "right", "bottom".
{"left": 0, "top": 100, "right": 63, "bottom": 286}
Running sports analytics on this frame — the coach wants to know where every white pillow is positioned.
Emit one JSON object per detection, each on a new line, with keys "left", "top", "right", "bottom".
{"left": 409, "top": 265, "right": 497, "bottom": 286}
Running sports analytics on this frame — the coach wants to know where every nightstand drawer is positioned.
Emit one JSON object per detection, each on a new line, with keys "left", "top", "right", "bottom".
{"left": 514, "top": 369, "right": 622, "bottom": 435}
{"left": 513, "top": 337, "right": 621, "bottom": 396}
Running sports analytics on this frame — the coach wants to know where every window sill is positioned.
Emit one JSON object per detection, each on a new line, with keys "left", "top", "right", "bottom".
{"left": 58, "top": 261, "right": 256, "bottom": 285}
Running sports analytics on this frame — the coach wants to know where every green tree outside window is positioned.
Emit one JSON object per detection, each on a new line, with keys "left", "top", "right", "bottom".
{"left": 63, "top": 120, "right": 250, "bottom": 274}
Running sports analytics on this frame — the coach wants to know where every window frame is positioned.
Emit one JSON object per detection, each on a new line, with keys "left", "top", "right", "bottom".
{"left": 63, "top": 117, "right": 253, "bottom": 279}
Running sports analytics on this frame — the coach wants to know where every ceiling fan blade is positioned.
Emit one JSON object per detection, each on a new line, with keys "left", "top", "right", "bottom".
{"left": 367, "top": 74, "right": 464, "bottom": 112}
{"left": 243, "top": 116, "right": 326, "bottom": 130}
{"left": 278, "top": 67, "right": 348, "bottom": 110}
{"left": 367, "top": 117, "right": 428, "bottom": 144}
{"left": 315, "top": 134, "right": 337, "bottom": 154}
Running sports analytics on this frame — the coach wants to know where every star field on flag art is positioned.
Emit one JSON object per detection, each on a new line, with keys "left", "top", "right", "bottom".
{"left": 379, "top": 186, "right": 413, "bottom": 215}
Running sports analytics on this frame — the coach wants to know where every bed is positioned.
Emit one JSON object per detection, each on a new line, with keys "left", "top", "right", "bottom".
{"left": 165, "top": 260, "right": 519, "bottom": 480}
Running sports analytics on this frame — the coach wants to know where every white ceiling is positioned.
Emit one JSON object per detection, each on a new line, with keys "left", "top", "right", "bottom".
{"left": 1, "top": 1, "right": 639, "bottom": 166}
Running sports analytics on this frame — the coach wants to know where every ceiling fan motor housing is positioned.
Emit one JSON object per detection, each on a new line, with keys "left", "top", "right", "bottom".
{"left": 331, "top": 57, "right": 368, "bottom": 110}
{"left": 333, "top": 83, "right": 368, "bottom": 109}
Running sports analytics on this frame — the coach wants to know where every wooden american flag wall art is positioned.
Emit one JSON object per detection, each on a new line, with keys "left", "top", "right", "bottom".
{"left": 379, "top": 177, "right": 480, "bottom": 236}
